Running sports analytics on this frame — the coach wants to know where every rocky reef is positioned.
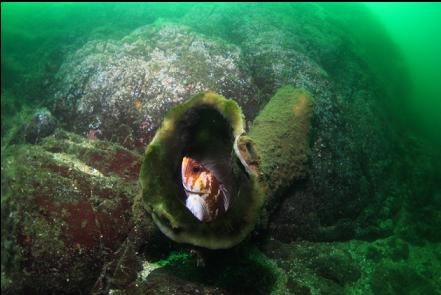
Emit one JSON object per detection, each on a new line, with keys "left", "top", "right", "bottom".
{"left": 1, "top": 130, "right": 141, "bottom": 294}
{"left": 2, "top": 2, "right": 440, "bottom": 295}
{"left": 45, "top": 3, "right": 413, "bottom": 245}
{"left": 51, "top": 22, "right": 257, "bottom": 150}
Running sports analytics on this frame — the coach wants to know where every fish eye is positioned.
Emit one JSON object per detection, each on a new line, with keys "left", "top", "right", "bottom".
{"left": 192, "top": 166, "right": 200, "bottom": 173}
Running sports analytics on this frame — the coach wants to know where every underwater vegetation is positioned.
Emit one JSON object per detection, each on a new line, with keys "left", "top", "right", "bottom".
{"left": 1, "top": 2, "right": 441, "bottom": 295}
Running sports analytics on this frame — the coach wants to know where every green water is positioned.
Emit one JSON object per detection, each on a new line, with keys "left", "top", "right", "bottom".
{"left": 365, "top": 2, "right": 441, "bottom": 145}
{"left": 1, "top": 3, "right": 440, "bottom": 295}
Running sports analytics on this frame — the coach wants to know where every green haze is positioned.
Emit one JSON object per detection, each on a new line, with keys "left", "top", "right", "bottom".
{"left": 366, "top": 2, "right": 441, "bottom": 145}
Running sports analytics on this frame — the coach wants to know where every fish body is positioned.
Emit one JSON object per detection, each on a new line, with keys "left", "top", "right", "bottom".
{"left": 181, "top": 156, "right": 229, "bottom": 222}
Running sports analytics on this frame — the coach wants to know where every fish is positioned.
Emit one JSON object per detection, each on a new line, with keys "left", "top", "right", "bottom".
{"left": 181, "top": 156, "right": 230, "bottom": 222}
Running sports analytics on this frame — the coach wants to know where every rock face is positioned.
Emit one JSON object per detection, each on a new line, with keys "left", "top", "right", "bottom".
{"left": 179, "top": 3, "right": 410, "bottom": 242}
{"left": 49, "top": 3, "right": 412, "bottom": 243}
{"left": 1, "top": 130, "right": 141, "bottom": 294}
{"left": 52, "top": 22, "right": 257, "bottom": 150}
{"left": 127, "top": 4, "right": 440, "bottom": 292}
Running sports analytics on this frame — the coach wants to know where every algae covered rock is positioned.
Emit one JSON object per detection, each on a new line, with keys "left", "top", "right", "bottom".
{"left": 258, "top": 236, "right": 441, "bottom": 294}
{"left": 9, "top": 2, "right": 422, "bottom": 246}
{"left": 180, "top": 3, "right": 411, "bottom": 243}
{"left": 249, "top": 86, "right": 313, "bottom": 211}
{"left": 1, "top": 130, "right": 141, "bottom": 294}
{"left": 52, "top": 22, "right": 256, "bottom": 150}
{"left": 49, "top": 3, "right": 411, "bottom": 244}
{"left": 117, "top": 245, "right": 285, "bottom": 295}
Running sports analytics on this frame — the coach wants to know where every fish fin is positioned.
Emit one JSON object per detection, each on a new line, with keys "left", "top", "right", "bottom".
{"left": 221, "top": 185, "right": 230, "bottom": 211}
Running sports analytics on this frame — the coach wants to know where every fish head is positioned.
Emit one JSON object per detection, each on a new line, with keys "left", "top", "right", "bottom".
{"left": 181, "top": 156, "right": 212, "bottom": 194}
{"left": 181, "top": 156, "right": 229, "bottom": 222}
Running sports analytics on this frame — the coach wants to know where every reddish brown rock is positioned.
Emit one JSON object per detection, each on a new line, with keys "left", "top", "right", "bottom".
{"left": 1, "top": 130, "right": 142, "bottom": 294}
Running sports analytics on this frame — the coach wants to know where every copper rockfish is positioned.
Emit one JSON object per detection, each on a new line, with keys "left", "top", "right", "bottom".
{"left": 181, "top": 156, "right": 230, "bottom": 222}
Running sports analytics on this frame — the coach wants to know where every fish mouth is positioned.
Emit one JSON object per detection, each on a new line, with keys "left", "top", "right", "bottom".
{"left": 184, "top": 188, "right": 207, "bottom": 195}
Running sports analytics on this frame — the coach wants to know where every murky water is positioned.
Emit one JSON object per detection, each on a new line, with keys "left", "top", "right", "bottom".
{"left": 365, "top": 2, "right": 441, "bottom": 145}
{"left": 1, "top": 3, "right": 440, "bottom": 294}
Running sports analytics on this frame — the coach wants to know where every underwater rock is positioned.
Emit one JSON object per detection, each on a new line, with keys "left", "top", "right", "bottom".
{"left": 121, "top": 268, "right": 233, "bottom": 295}
{"left": 51, "top": 22, "right": 256, "bottom": 150}
{"left": 1, "top": 130, "right": 142, "bottom": 294}
{"left": 102, "top": 237, "right": 441, "bottom": 294}
{"left": 91, "top": 197, "right": 173, "bottom": 294}
{"left": 312, "top": 253, "right": 361, "bottom": 286}
{"left": 370, "top": 264, "right": 438, "bottom": 295}
{"left": 8, "top": 3, "right": 419, "bottom": 247}
{"left": 182, "top": 3, "right": 338, "bottom": 102}
{"left": 12, "top": 108, "right": 57, "bottom": 144}
{"left": 180, "top": 3, "right": 409, "bottom": 243}
{"left": 129, "top": 245, "right": 285, "bottom": 295}
{"left": 248, "top": 86, "right": 313, "bottom": 212}
{"left": 48, "top": 3, "right": 411, "bottom": 244}
{"left": 259, "top": 236, "right": 441, "bottom": 294}
{"left": 2, "top": 4, "right": 439, "bottom": 294}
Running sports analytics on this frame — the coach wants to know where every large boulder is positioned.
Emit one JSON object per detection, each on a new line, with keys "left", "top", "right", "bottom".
{"left": 1, "top": 130, "right": 142, "bottom": 294}
{"left": 51, "top": 22, "right": 257, "bottom": 150}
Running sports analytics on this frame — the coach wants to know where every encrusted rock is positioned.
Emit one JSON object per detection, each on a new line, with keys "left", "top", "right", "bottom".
{"left": 1, "top": 130, "right": 142, "bottom": 294}
{"left": 52, "top": 22, "right": 257, "bottom": 150}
